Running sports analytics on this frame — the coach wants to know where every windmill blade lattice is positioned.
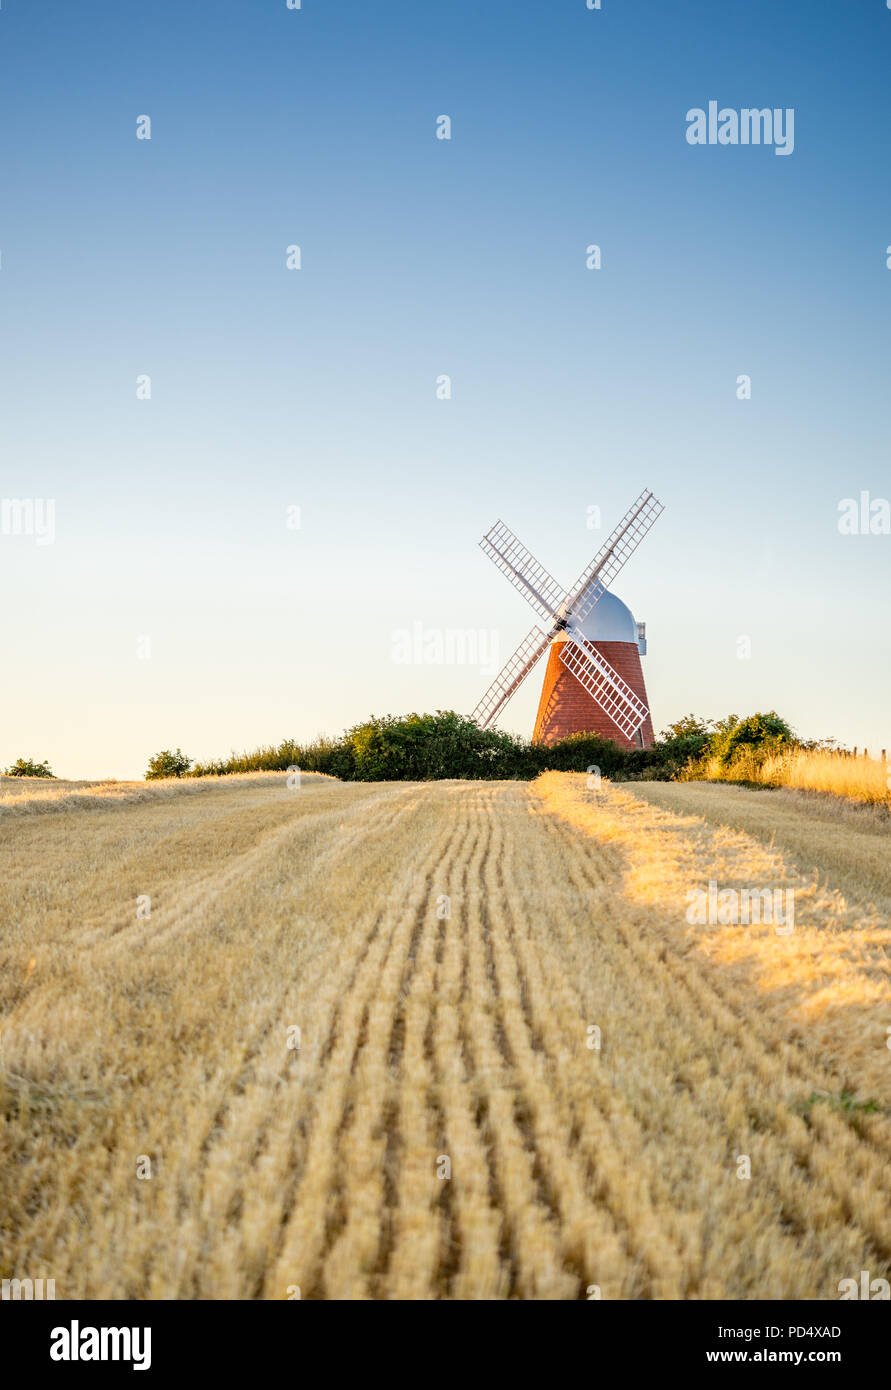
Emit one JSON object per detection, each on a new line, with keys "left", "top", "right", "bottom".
{"left": 479, "top": 521, "right": 568, "bottom": 625}
{"left": 470, "top": 626, "right": 551, "bottom": 729}
{"left": 559, "top": 629, "right": 650, "bottom": 741}
{"left": 567, "top": 490, "right": 664, "bottom": 626}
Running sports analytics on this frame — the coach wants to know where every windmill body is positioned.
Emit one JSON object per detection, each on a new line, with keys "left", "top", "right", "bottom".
{"left": 470, "top": 490, "right": 664, "bottom": 748}
{"left": 532, "top": 590, "right": 654, "bottom": 747}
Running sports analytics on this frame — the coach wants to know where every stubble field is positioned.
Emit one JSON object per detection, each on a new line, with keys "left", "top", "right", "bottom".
{"left": 1, "top": 770, "right": 889, "bottom": 1300}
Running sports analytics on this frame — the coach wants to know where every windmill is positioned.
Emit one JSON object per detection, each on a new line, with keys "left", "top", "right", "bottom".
{"left": 470, "top": 489, "right": 664, "bottom": 748}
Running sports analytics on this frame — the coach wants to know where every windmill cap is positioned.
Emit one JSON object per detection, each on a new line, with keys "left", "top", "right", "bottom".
{"left": 566, "top": 590, "right": 639, "bottom": 644}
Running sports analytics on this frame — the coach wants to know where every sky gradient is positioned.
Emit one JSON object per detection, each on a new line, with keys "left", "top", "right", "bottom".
{"left": 2, "top": 1, "right": 890, "bottom": 779}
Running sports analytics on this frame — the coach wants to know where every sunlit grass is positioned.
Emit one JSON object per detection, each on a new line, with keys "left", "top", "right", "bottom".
{"left": 685, "top": 747, "right": 890, "bottom": 807}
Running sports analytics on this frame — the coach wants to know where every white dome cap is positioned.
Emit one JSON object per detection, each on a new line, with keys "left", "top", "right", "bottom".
{"left": 571, "top": 589, "right": 638, "bottom": 643}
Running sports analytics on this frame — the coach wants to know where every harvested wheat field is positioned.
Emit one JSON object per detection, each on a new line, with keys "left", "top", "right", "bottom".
{"left": 1, "top": 770, "right": 890, "bottom": 1300}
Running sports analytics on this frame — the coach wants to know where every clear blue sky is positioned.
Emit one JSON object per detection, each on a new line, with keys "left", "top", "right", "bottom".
{"left": 2, "top": 0, "right": 889, "bottom": 779}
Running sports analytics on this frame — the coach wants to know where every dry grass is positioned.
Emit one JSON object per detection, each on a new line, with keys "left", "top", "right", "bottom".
{"left": 687, "top": 746, "right": 891, "bottom": 807}
{"left": 1, "top": 772, "right": 889, "bottom": 1299}
{"left": 627, "top": 779, "right": 891, "bottom": 922}
{"left": 0, "top": 770, "right": 317, "bottom": 818}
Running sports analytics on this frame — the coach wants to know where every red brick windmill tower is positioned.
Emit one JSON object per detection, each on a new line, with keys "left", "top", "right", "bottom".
{"left": 470, "top": 490, "right": 663, "bottom": 748}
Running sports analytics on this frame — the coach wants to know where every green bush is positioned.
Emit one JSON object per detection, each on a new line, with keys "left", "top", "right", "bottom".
{"left": 343, "top": 711, "right": 537, "bottom": 781}
{"left": 538, "top": 731, "right": 635, "bottom": 775}
{"left": 183, "top": 709, "right": 801, "bottom": 785}
{"left": 3, "top": 756, "right": 55, "bottom": 778}
{"left": 708, "top": 712, "right": 795, "bottom": 768}
{"left": 145, "top": 748, "right": 193, "bottom": 781}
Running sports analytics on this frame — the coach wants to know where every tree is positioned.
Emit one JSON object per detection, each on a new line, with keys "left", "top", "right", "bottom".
{"left": 145, "top": 748, "right": 192, "bottom": 781}
{"left": 660, "top": 713, "right": 713, "bottom": 740}
{"left": 3, "top": 756, "right": 55, "bottom": 778}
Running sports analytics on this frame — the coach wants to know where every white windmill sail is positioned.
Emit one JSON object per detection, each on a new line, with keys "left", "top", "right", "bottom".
{"left": 566, "top": 490, "right": 664, "bottom": 626}
{"left": 470, "top": 626, "right": 551, "bottom": 729}
{"left": 479, "top": 521, "right": 568, "bottom": 625}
